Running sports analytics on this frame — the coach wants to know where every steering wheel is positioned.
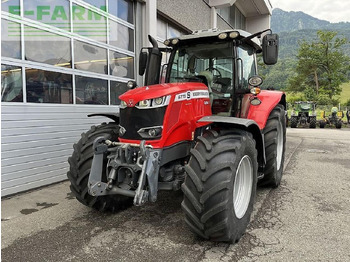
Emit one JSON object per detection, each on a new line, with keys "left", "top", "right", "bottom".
{"left": 205, "top": 67, "right": 222, "bottom": 78}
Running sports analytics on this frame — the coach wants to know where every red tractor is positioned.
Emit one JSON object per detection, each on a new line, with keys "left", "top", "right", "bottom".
{"left": 68, "top": 29, "right": 286, "bottom": 243}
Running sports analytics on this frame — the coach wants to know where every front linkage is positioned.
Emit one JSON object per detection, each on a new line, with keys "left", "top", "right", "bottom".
{"left": 88, "top": 137, "right": 162, "bottom": 206}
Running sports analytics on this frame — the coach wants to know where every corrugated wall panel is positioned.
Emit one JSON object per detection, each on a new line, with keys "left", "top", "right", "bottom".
{"left": 2, "top": 149, "right": 72, "bottom": 167}
{"left": 1, "top": 103, "right": 119, "bottom": 196}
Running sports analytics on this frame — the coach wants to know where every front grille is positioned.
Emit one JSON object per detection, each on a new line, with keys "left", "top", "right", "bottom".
{"left": 119, "top": 106, "right": 167, "bottom": 140}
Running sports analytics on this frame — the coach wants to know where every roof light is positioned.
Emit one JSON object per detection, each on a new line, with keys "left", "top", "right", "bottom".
{"left": 171, "top": 38, "right": 179, "bottom": 45}
{"left": 229, "top": 31, "right": 240, "bottom": 38}
{"left": 218, "top": 33, "right": 228, "bottom": 40}
{"left": 127, "top": 80, "right": 137, "bottom": 89}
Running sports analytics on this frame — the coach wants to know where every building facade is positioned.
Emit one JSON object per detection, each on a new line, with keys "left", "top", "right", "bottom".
{"left": 1, "top": 0, "right": 272, "bottom": 196}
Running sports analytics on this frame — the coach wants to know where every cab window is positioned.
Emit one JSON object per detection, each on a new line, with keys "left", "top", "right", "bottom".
{"left": 237, "top": 45, "right": 256, "bottom": 89}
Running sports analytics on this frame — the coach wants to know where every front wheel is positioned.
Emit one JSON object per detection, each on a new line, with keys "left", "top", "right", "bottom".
{"left": 182, "top": 129, "right": 258, "bottom": 243}
{"left": 260, "top": 105, "right": 286, "bottom": 188}
{"left": 67, "top": 123, "right": 133, "bottom": 212}
{"left": 290, "top": 116, "right": 298, "bottom": 128}
{"left": 336, "top": 121, "right": 342, "bottom": 129}
{"left": 309, "top": 116, "right": 316, "bottom": 128}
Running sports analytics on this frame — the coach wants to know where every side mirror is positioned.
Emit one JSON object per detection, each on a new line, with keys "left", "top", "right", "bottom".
{"left": 139, "top": 51, "right": 148, "bottom": 76}
{"left": 262, "top": 34, "right": 279, "bottom": 65}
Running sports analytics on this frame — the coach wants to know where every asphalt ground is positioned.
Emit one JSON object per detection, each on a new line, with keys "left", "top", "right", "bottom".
{"left": 2, "top": 127, "right": 350, "bottom": 261}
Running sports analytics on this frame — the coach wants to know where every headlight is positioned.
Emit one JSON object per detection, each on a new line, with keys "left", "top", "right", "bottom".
{"left": 137, "top": 126, "right": 163, "bottom": 139}
{"left": 138, "top": 99, "right": 151, "bottom": 108}
{"left": 135, "top": 96, "right": 170, "bottom": 109}
{"left": 120, "top": 100, "right": 127, "bottom": 108}
{"left": 153, "top": 97, "right": 164, "bottom": 105}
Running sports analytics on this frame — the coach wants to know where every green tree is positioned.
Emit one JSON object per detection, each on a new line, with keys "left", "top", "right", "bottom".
{"left": 287, "top": 30, "right": 350, "bottom": 101}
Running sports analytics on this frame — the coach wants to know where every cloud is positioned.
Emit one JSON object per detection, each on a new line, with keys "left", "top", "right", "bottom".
{"left": 269, "top": 0, "right": 350, "bottom": 23}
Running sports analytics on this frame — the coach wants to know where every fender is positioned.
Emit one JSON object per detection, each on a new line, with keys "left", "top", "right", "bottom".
{"left": 88, "top": 113, "right": 119, "bottom": 123}
{"left": 198, "top": 115, "right": 265, "bottom": 171}
{"left": 247, "top": 91, "right": 286, "bottom": 129}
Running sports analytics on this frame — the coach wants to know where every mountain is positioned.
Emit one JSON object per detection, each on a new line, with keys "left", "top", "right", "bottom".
{"left": 270, "top": 9, "right": 350, "bottom": 58}
{"left": 271, "top": 8, "right": 330, "bottom": 33}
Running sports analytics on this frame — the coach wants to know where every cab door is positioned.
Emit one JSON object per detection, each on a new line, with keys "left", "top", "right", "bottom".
{"left": 233, "top": 44, "right": 257, "bottom": 118}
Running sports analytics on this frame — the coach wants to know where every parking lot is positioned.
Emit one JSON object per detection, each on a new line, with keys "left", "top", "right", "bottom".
{"left": 2, "top": 127, "right": 350, "bottom": 262}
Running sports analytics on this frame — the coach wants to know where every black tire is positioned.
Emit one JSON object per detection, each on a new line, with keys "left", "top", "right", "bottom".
{"left": 336, "top": 121, "right": 342, "bottom": 129}
{"left": 290, "top": 116, "right": 298, "bottom": 128}
{"left": 319, "top": 120, "right": 326, "bottom": 128}
{"left": 67, "top": 122, "right": 133, "bottom": 212}
{"left": 260, "top": 105, "right": 286, "bottom": 188}
{"left": 181, "top": 129, "right": 258, "bottom": 243}
{"left": 309, "top": 116, "right": 316, "bottom": 128}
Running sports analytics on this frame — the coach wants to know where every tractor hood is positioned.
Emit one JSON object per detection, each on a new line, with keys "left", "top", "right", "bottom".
{"left": 119, "top": 82, "right": 209, "bottom": 106}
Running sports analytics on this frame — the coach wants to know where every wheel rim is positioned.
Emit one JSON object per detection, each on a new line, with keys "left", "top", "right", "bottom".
{"left": 276, "top": 120, "right": 283, "bottom": 170}
{"left": 233, "top": 155, "right": 253, "bottom": 219}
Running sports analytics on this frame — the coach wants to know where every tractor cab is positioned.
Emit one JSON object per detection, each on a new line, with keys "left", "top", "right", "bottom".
{"left": 138, "top": 29, "right": 279, "bottom": 117}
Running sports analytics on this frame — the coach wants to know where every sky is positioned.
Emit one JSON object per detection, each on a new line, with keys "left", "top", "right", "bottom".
{"left": 269, "top": 0, "right": 350, "bottom": 23}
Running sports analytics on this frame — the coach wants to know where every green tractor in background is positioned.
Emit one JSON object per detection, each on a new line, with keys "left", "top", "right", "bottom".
{"left": 319, "top": 107, "right": 343, "bottom": 129}
{"left": 290, "top": 101, "right": 317, "bottom": 128}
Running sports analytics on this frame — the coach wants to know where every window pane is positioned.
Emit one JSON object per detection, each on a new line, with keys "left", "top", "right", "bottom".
{"left": 238, "top": 46, "right": 256, "bottom": 89}
{"left": 109, "top": 19, "right": 134, "bottom": 51}
{"left": 24, "top": 26, "right": 71, "bottom": 67}
{"left": 24, "top": 0, "right": 70, "bottom": 31}
{"left": 168, "top": 26, "right": 181, "bottom": 38}
{"left": 2, "top": 0, "right": 20, "bottom": 14}
{"left": 73, "top": 4, "right": 107, "bottom": 43}
{"left": 74, "top": 40, "right": 107, "bottom": 74}
{"left": 109, "top": 51, "right": 134, "bottom": 78}
{"left": 1, "top": 64, "right": 23, "bottom": 102}
{"left": 1, "top": 19, "right": 21, "bottom": 59}
{"left": 83, "top": 0, "right": 106, "bottom": 11}
{"left": 26, "top": 68, "right": 72, "bottom": 103}
{"left": 157, "top": 19, "right": 167, "bottom": 40}
{"left": 110, "top": 80, "right": 128, "bottom": 105}
{"left": 75, "top": 76, "right": 108, "bottom": 105}
{"left": 109, "top": 0, "right": 133, "bottom": 24}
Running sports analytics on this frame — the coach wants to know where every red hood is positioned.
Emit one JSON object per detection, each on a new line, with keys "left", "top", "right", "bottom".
{"left": 119, "top": 82, "right": 208, "bottom": 104}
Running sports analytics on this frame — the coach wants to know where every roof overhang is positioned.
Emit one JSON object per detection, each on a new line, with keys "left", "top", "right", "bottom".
{"left": 208, "top": 0, "right": 237, "bottom": 8}
{"left": 235, "top": 0, "right": 272, "bottom": 17}
{"left": 209, "top": 0, "right": 272, "bottom": 17}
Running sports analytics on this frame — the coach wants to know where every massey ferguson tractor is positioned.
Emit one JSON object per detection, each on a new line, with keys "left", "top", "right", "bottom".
{"left": 67, "top": 29, "right": 286, "bottom": 243}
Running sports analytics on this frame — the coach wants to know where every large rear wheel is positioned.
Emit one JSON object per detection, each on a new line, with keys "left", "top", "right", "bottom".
{"left": 182, "top": 129, "right": 258, "bottom": 242}
{"left": 67, "top": 123, "right": 133, "bottom": 212}
{"left": 260, "top": 105, "right": 286, "bottom": 188}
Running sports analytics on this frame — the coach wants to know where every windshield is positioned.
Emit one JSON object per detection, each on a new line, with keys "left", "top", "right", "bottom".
{"left": 168, "top": 42, "right": 233, "bottom": 88}
{"left": 168, "top": 42, "right": 234, "bottom": 115}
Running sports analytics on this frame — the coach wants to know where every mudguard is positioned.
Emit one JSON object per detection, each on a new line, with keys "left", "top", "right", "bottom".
{"left": 247, "top": 90, "right": 286, "bottom": 129}
{"left": 197, "top": 116, "right": 265, "bottom": 170}
{"left": 88, "top": 113, "right": 119, "bottom": 123}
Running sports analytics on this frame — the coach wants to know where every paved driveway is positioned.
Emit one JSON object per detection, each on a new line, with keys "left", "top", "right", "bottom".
{"left": 2, "top": 128, "right": 350, "bottom": 261}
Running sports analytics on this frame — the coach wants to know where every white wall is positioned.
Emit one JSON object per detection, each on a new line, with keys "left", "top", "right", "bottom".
{"left": 1, "top": 103, "right": 119, "bottom": 196}
{"left": 246, "top": 14, "right": 271, "bottom": 34}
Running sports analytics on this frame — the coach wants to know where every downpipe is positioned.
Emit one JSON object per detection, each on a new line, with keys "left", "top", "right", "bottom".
{"left": 88, "top": 137, "right": 161, "bottom": 206}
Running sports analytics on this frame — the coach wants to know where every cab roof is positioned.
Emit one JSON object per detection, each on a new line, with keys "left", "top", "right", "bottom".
{"left": 166, "top": 29, "right": 262, "bottom": 52}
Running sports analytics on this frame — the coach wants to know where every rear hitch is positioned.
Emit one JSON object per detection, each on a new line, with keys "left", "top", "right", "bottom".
{"left": 87, "top": 137, "right": 161, "bottom": 206}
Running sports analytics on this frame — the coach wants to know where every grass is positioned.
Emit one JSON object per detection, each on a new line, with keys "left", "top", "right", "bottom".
{"left": 337, "top": 82, "right": 350, "bottom": 105}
